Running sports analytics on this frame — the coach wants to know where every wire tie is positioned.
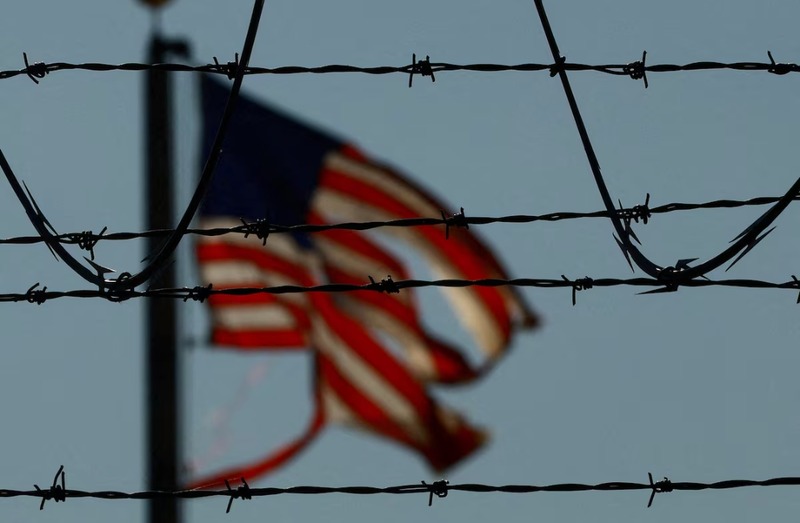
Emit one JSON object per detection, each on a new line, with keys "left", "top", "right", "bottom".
{"left": 69, "top": 226, "right": 107, "bottom": 261}
{"left": 240, "top": 218, "right": 271, "bottom": 246}
{"left": 105, "top": 272, "right": 133, "bottom": 302}
{"left": 549, "top": 55, "right": 566, "bottom": 77}
{"left": 561, "top": 275, "right": 593, "bottom": 306}
{"left": 630, "top": 193, "right": 651, "bottom": 224}
{"left": 213, "top": 53, "right": 241, "bottom": 80}
{"left": 23, "top": 52, "right": 48, "bottom": 84}
{"left": 656, "top": 266, "right": 679, "bottom": 289}
{"left": 184, "top": 283, "right": 213, "bottom": 303}
{"left": 617, "top": 199, "right": 642, "bottom": 246}
{"left": 647, "top": 472, "right": 672, "bottom": 507}
{"left": 408, "top": 53, "right": 435, "bottom": 87}
{"left": 369, "top": 275, "right": 400, "bottom": 294}
{"left": 421, "top": 479, "right": 448, "bottom": 506}
{"left": 767, "top": 50, "right": 793, "bottom": 75}
{"left": 623, "top": 50, "right": 648, "bottom": 88}
{"left": 224, "top": 477, "right": 251, "bottom": 514}
{"left": 441, "top": 207, "right": 469, "bottom": 239}
{"left": 34, "top": 465, "right": 65, "bottom": 510}
{"left": 25, "top": 282, "right": 48, "bottom": 305}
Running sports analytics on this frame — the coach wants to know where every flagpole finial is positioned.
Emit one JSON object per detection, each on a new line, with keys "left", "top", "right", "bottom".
{"left": 138, "top": 0, "right": 172, "bottom": 33}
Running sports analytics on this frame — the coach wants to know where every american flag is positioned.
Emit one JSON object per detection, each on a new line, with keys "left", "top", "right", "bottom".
{"left": 189, "top": 77, "right": 538, "bottom": 487}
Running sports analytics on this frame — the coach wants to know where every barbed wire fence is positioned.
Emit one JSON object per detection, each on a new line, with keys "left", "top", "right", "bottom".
{"left": 5, "top": 51, "right": 800, "bottom": 85}
{"left": 3, "top": 0, "right": 800, "bottom": 514}
{"left": 6, "top": 466, "right": 800, "bottom": 513}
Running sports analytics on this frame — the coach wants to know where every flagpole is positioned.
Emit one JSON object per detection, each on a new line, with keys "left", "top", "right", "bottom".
{"left": 144, "top": 27, "right": 188, "bottom": 523}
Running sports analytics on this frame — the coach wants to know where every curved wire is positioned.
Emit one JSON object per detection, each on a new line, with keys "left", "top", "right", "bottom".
{"left": 531, "top": 0, "right": 799, "bottom": 283}
{"left": 0, "top": 0, "right": 266, "bottom": 291}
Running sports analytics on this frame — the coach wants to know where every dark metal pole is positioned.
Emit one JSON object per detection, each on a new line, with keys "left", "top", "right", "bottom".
{"left": 145, "top": 33, "right": 188, "bottom": 523}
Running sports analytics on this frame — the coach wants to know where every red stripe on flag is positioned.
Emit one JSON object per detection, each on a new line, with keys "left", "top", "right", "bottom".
{"left": 187, "top": 407, "right": 325, "bottom": 489}
{"left": 312, "top": 295, "right": 432, "bottom": 414}
{"left": 307, "top": 213, "right": 408, "bottom": 277}
{"left": 319, "top": 229, "right": 479, "bottom": 383}
{"left": 197, "top": 242, "right": 315, "bottom": 286}
{"left": 315, "top": 298, "right": 485, "bottom": 469}
{"left": 316, "top": 352, "right": 418, "bottom": 448}
{"left": 212, "top": 329, "right": 307, "bottom": 349}
{"left": 318, "top": 169, "right": 512, "bottom": 342}
{"left": 208, "top": 292, "right": 310, "bottom": 330}
{"left": 338, "top": 146, "right": 518, "bottom": 288}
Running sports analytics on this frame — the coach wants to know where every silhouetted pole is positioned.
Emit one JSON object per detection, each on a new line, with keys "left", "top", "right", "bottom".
{"left": 145, "top": 32, "right": 188, "bottom": 523}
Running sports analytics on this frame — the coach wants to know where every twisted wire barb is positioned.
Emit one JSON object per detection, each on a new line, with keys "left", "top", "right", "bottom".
{"left": 0, "top": 193, "right": 795, "bottom": 249}
{"left": 5, "top": 276, "right": 800, "bottom": 304}
{"left": 5, "top": 472, "right": 800, "bottom": 511}
{"left": 3, "top": 55, "right": 800, "bottom": 82}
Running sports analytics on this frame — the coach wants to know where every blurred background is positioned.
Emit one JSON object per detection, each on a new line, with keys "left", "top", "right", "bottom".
{"left": 1, "top": 1, "right": 800, "bottom": 522}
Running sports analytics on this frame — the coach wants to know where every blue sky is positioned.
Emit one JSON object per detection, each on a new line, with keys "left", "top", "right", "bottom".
{"left": 2, "top": 1, "right": 800, "bottom": 522}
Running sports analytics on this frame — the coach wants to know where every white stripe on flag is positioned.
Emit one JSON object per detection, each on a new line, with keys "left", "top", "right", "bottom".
{"left": 198, "top": 216, "right": 319, "bottom": 269}
{"left": 313, "top": 189, "right": 506, "bottom": 355}
{"left": 201, "top": 260, "right": 264, "bottom": 286}
{"left": 319, "top": 383, "right": 356, "bottom": 424}
{"left": 333, "top": 297, "right": 438, "bottom": 381}
{"left": 324, "top": 152, "right": 440, "bottom": 218}
{"left": 213, "top": 304, "right": 296, "bottom": 331}
{"left": 200, "top": 261, "right": 309, "bottom": 306}
{"left": 314, "top": 235, "right": 399, "bottom": 281}
{"left": 310, "top": 312, "right": 429, "bottom": 445}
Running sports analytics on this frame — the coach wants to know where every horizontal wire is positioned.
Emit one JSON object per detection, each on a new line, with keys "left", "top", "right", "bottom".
{"left": 0, "top": 193, "right": 793, "bottom": 250}
{"left": 7, "top": 276, "right": 800, "bottom": 304}
{"left": 4, "top": 54, "right": 799, "bottom": 83}
{"left": 6, "top": 472, "right": 800, "bottom": 511}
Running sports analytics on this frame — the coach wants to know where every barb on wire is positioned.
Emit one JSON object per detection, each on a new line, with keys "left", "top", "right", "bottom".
{"left": 792, "top": 275, "right": 800, "bottom": 304}
{"left": 24, "top": 282, "right": 47, "bottom": 305}
{"left": 22, "top": 52, "right": 48, "bottom": 84}
{"left": 4, "top": 275, "right": 800, "bottom": 304}
{"left": 441, "top": 206, "right": 469, "bottom": 239}
{"left": 3, "top": 472, "right": 800, "bottom": 509}
{"left": 408, "top": 53, "right": 435, "bottom": 87}
{"left": 213, "top": 53, "right": 240, "bottom": 80}
{"left": 421, "top": 479, "right": 448, "bottom": 506}
{"left": 623, "top": 50, "right": 648, "bottom": 88}
{"left": 184, "top": 283, "right": 214, "bottom": 303}
{"left": 561, "top": 275, "right": 593, "bottom": 305}
{"left": 647, "top": 473, "right": 673, "bottom": 508}
{"left": 67, "top": 226, "right": 107, "bottom": 261}
{"left": 33, "top": 465, "right": 65, "bottom": 510}
{"left": 0, "top": 192, "right": 797, "bottom": 250}
{"left": 368, "top": 275, "right": 400, "bottom": 294}
{"left": 3, "top": 55, "right": 800, "bottom": 83}
{"left": 239, "top": 218, "right": 270, "bottom": 245}
{"left": 224, "top": 478, "right": 251, "bottom": 513}
{"left": 767, "top": 50, "right": 793, "bottom": 75}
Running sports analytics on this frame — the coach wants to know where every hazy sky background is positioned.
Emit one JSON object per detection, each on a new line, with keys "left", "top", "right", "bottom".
{"left": 2, "top": 1, "right": 800, "bottom": 522}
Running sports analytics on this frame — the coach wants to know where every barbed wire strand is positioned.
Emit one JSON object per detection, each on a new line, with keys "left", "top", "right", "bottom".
{"left": 5, "top": 49, "right": 799, "bottom": 288}
{"left": 8, "top": 275, "right": 800, "bottom": 305}
{"left": 0, "top": 193, "right": 795, "bottom": 252}
{"left": 4, "top": 53, "right": 800, "bottom": 83}
{"left": 6, "top": 468, "right": 800, "bottom": 512}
